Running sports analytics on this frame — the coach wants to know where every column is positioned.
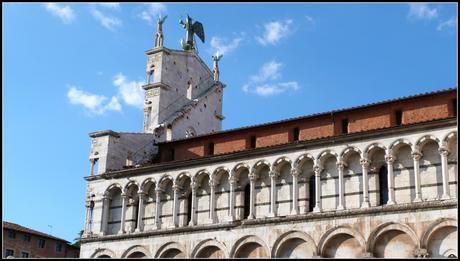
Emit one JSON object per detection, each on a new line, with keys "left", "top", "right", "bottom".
{"left": 118, "top": 193, "right": 127, "bottom": 234}
{"left": 385, "top": 154, "right": 396, "bottom": 205}
{"left": 290, "top": 169, "right": 300, "bottom": 215}
{"left": 189, "top": 181, "right": 197, "bottom": 226}
{"left": 439, "top": 147, "right": 451, "bottom": 200}
{"left": 227, "top": 176, "right": 237, "bottom": 221}
{"left": 360, "top": 158, "right": 370, "bottom": 208}
{"left": 411, "top": 150, "right": 423, "bottom": 202}
{"left": 209, "top": 179, "right": 217, "bottom": 224}
{"left": 155, "top": 188, "right": 162, "bottom": 229}
{"left": 83, "top": 201, "right": 91, "bottom": 236}
{"left": 101, "top": 196, "right": 110, "bottom": 235}
{"left": 135, "top": 192, "right": 145, "bottom": 232}
{"left": 268, "top": 170, "right": 279, "bottom": 217}
{"left": 172, "top": 185, "right": 180, "bottom": 227}
{"left": 313, "top": 165, "right": 322, "bottom": 213}
{"left": 248, "top": 173, "right": 256, "bottom": 219}
{"left": 336, "top": 161, "right": 345, "bottom": 210}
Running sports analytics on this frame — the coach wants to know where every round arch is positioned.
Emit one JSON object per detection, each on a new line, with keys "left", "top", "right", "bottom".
{"left": 123, "top": 180, "right": 139, "bottom": 193}
{"left": 211, "top": 166, "right": 231, "bottom": 183}
{"left": 251, "top": 159, "right": 271, "bottom": 175}
{"left": 316, "top": 149, "right": 339, "bottom": 162}
{"left": 365, "top": 143, "right": 387, "bottom": 157}
{"left": 90, "top": 248, "right": 116, "bottom": 258}
{"left": 293, "top": 153, "right": 315, "bottom": 171}
{"left": 389, "top": 139, "right": 413, "bottom": 155}
{"left": 340, "top": 146, "right": 363, "bottom": 160}
{"left": 193, "top": 169, "right": 211, "bottom": 183}
{"left": 230, "top": 235, "right": 270, "bottom": 258}
{"left": 155, "top": 242, "right": 187, "bottom": 258}
{"left": 318, "top": 225, "right": 366, "bottom": 257}
{"left": 442, "top": 131, "right": 457, "bottom": 144}
{"left": 416, "top": 135, "right": 441, "bottom": 150}
{"left": 367, "top": 222, "right": 419, "bottom": 254}
{"left": 120, "top": 245, "right": 151, "bottom": 258}
{"left": 140, "top": 178, "right": 156, "bottom": 193}
{"left": 272, "top": 156, "right": 292, "bottom": 172}
{"left": 191, "top": 239, "right": 228, "bottom": 258}
{"left": 271, "top": 231, "right": 317, "bottom": 258}
{"left": 421, "top": 218, "right": 457, "bottom": 249}
{"left": 103, "top": 183, "right": 123, "bottom": 197}
{"left": 175, "top": 172, "right": 191, "bottom": 187}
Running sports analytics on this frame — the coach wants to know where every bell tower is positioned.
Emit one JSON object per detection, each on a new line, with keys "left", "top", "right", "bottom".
{"left": 142, "top": 15, "right": 225, "bottom": 142}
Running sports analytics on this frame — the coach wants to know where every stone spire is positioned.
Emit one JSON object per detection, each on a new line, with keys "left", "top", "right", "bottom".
{"left": 212, "top": 52, "right": 223, "bottom": 81}
{"left": 154, "top": 15, "right": 167, "bottom": 48}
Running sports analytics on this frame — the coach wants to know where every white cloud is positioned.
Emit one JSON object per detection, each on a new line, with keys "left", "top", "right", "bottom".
{"left": 255, "top": 81, "right": 299, "bottom": 96}
{"left": 67, "top": 86, "right": 121, "bottom": 115}
{"left": 90, "top": 8, "right": 122, "bottom": 31}
{"left": 243, "top": 60, "right": 299, "bottom": 96}
{"left": 139, "top": 3, "right": 167, "bottom": 25}
{"left": 437, "top": 17, "right": 457, "bottom": 31}
{"left": 250, "top": 61, "right": 282, "bottom": 83}
{"left": 44, "top": 3, "right": 76, "bottom": 24}
{"left": 408, "top": 3, "right": 438, "bottom": 21}
{"left": 256, "top": 19, "right": 293, "bottom": 46}
{"left": 210, "top": 35, "right": 243, "bottom": 56}
{"left": 113, "top": 73, "right": 145, "bottom": 109}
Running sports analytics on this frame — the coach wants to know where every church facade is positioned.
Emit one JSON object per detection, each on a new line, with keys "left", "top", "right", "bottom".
{"left": 79, "top": 17, "right": 458, "bottom": 258}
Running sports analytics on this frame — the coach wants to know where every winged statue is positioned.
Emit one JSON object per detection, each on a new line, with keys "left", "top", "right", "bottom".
{"left": 179, "top": 15, "right": 205, "bottom": 51}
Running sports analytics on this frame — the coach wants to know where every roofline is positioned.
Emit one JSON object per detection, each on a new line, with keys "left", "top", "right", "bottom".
{"left": 3, "top": 221, "right": 72, "bottom": 244}
{"left": 85, "top": 117, "right": 456, "bottom": 180}
{"left": 157, "top": 87, "right": 457, "bottom": 145}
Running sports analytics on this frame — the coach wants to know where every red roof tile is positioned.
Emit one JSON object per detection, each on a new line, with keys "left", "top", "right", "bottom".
{"left": 3, "top": 221, "right": 70, "bottom": 243}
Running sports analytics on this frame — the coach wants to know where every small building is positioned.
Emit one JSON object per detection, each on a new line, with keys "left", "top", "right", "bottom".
{"left": 3, "top": 221, "right": 80, "bottom": 258}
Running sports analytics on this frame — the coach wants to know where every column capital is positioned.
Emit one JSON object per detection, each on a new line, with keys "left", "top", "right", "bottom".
{"left": 269, "top": 170, "right": 279, "bottom": 179}
{"left": 290, "top": 168, "right": 300, "bottom": 177}
{"left": 337, "top": 161, "right": 346, "bottom": 170}
{"left": 414, "top": 248, "right": 429, "bottom": 258}
{"left": 439, "top": 146, "right": 450, "bottom": 156}
{"left": 249, "top": 173, "right": 257, "bottom": 181}
{"left": 121, "top": 193, "right": 128, "bottom": 199}
{"left": 313, "top": 165, "right": 322, "bottom": 175}
{"left": 229, "top": 176, "right": 238, "bottom": 185}
{"left": 172, "top": 184, "right": 182, "bottom": 192}
{"left": 102, "top": 195, "right": 111, "bottom": 201}
{"left": 137, "top": 191, "right": 146, "bottom": 196}
{"left": 209, "top": 179, "right": 217, "bottom": 189}
{"left": 155, "top": 188, "right": 163, "bottom": 194}
{"left": 360, "top": 158, "right": 370, "bottom": 167}
{"left": 385, "top": 154, "right": 396, "bottom": 163}
{"left": 191, "top": 181, "right": 198, "bottom": 191}
{"left": 411, "top": 150, "right": 423, "bottom": 160}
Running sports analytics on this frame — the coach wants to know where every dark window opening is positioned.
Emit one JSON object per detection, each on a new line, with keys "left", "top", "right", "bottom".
{"left": 56, "top": 242, "right": 62, "bottom": 252}
{"left": 8, "top": 231, "right": 16, "bottom": 239}
{"left": 309, "top": 175, "right": 315, "bottom": 212}
{"left": 250, "top": 136, "right": 256, "bottom": 149}
{"left": 341, "top": 119, "right": 349, "bottom": 134}
{"left": 170, "top": 148, "right": 175, "bottom": 161}
{"left": 38, "top": 239, "right": 46, "bottom": 248}
{"left": 133, "top": 202, "right": 139, "bottom": 230}
{"left": 5, "top": 249, "right": 14, "bottom": 258}
{"left": 453, "top": 99, "right": 457, "bottom": 117}
{"left": 293, "top": 127, "right": 300, "bottom": 142}
{"left": 23, "top": 234, "right": 31, "bottom": 242}
{"left": 186, "top": 192, "right": 192, "bottom": 225}
{"left": 395, "top": 110, "right": 402, "bottom": 126}
{"left": 379, "top": 166, "right": 389, "bottom": 205}
{"left": 21, "top": 252, "right": 29, "bottom": 258}
{"left": 208, "top": 142, "right": 214, "bottom": 155}
{"left": 244, "top": 183, "right": 251, "bottom": 219}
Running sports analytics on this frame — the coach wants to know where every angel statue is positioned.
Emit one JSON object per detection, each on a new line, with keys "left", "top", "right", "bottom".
{"left": 155, "top": 15, "right": 167, "bottom": 48}
{"left": 179, "top": 15, "right": 205, "bottom": 51}
{"left": 212, "top": 52, "right": 223, "bottom": 81}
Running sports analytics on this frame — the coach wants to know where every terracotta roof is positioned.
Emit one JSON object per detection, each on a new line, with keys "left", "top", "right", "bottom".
{"left": 3, "top": 221, "right": 70, "bottom": 243}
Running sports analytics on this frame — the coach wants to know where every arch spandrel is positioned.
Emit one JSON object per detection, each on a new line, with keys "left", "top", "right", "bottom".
{"left": 120, "top": 245, "right": 151, "bottom": 258}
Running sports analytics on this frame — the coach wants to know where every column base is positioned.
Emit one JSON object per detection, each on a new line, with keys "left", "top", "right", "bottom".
{"left": 225, "top": 216, "right": 236, "bottom": 222}
{"left": 289, "top": 209, "right": 300, "bottom": 216}
{"left": 266, "top": 213, "right": 276, "bottom": 218}
{"left": 441, "top": 194, "right": 451, "bottom": 200}
{"left": 360, "top": 201, "right": 370, "bottom": 209}
{"left": 413, "top": 197, "right": 423, "bottom": 203}
{"left": 117, "top": 230, "right": 125, "bottom": 235}
{"left": 386, "top": 200, "right": 396, "bottom": 205}
{"left": 247, "top": 214, "right": 255, "bottom": 220}
{"left": 336, "top": 205, "right": 345, "bottom": 211}
{"left": 134, "top": 228, "right": 142, "bottom": 233}
{"left": 313, "top": 206, "right": 321, "bottom": 213}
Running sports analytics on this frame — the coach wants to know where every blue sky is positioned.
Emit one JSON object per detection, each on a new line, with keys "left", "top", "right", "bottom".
{"left": 3, "top": 3, "right": 457, "bottom": 243}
